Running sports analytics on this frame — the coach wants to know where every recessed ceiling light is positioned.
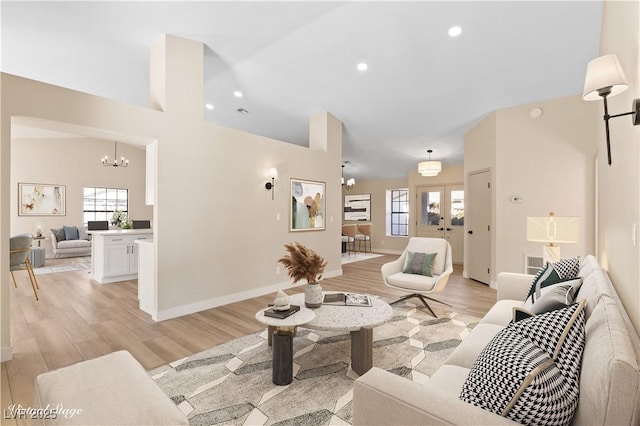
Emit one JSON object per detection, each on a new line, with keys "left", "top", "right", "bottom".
{"left": 448, "top": 26, "right": 462, "bottom": 37}
{"left": 234, "top": 91, "right": 243, "bottom": 98}
{"left": 205, "top": 103, "right": 214, "bottom": 110}
{"left": 357, "top": 62, "right": 368, "bottom": 71}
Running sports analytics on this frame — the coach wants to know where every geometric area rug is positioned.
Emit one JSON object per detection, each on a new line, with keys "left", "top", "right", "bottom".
{"left": 150, "top": 301, "right": 480, "bottom": 425}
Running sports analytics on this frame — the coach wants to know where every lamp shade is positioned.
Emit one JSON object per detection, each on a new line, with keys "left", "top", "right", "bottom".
{"left": 418, "top": 160, "right": 441, "bottom": 176}
{"left": 527, "top": 216, "right": 579, "bottom": 244}
{"left": 583, "top": 54, "right": 629, "bottom": 101}
{"left": 268, "top": 168, "right": 278, "bottom": 179}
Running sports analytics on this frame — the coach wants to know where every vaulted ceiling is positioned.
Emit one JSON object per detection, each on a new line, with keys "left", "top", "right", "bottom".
{"left": 2, "top": 1, "right": 602, "bottom": 179}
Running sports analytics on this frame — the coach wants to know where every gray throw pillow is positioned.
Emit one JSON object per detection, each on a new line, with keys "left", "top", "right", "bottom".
{"left": 51, "top": 227, "right": 65, "bottom": 242}
{"left": 524, "top": 277, "right": 583, "bottom": 311}
{"left": 530, "top": 279, "right": 582, "bottom": 315}
{"left": 63, "top": 225, "right": 79, "bottom": 240}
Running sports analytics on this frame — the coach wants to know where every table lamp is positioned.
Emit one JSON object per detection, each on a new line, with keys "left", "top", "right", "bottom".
{"left": 527, "top": 213, "right": 579, "bottom": 264}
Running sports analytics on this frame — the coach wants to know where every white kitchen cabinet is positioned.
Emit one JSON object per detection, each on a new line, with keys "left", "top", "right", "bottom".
{"left": 89, "top": 230, "right": 153, "bottom": 284}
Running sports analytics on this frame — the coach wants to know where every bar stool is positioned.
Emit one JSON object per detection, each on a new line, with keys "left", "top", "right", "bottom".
{"left": 355, "top": 223, "right": 372, "bottom": 254}
{"left": 341, "top": 224, "right": 357, "bottom": 256}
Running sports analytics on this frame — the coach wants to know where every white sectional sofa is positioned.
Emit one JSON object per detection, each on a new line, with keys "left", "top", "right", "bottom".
{"left": 353, "top": 255, "right": 640, "bottom": 425}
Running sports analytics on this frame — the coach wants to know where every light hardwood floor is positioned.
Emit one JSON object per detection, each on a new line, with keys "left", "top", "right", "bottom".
{"left": 1, "top": 254, "right": 495, "bottom": 424}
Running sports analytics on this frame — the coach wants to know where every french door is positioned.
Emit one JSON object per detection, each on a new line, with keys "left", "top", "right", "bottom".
{"left": 415, "top": 185, "right": 464, "bottom": 264}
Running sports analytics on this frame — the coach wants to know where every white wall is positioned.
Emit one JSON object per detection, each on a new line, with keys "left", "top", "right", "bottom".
{"left": 10, "top": 137, "right": 150, "bottom": 257}
{"left": 596, "top": 0, "right": 640, "bottom": 333}
{"left": 465, "top": 96, "right": 599, "bottom": 286}
{"left": 464, "top": 112, "right": 497, "bottom": 282}
{"left": 0, "top": 35, "right": 343, "bottom": 359}
{"left": 495, "top": 95, "right": 598, "bottom": 276}
{"left": 342, "top": 165, "right": 464, "bottom": 255}
{"left": 342, "top": 177, "right": 408, "bottom": 254}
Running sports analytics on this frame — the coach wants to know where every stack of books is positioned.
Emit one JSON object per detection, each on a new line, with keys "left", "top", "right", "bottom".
{"left": 263, "top": 304, "right": 301, "bottom": 319}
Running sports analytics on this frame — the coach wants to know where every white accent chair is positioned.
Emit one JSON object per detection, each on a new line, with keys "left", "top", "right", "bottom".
{"left": 381, "top": 237, "right": 453, "bottom": 317}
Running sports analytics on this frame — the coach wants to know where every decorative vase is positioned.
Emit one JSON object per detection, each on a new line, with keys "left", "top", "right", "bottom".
{"left": 304, "top": 283, "right": 323, "bottom": 308}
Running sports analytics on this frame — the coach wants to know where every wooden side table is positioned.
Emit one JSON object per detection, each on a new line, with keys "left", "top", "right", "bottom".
{"left": 32, "top": 236, "right": 46, "bottom": 247}
{"left": 255, "top": 306, "right": 315, "bottom": 385}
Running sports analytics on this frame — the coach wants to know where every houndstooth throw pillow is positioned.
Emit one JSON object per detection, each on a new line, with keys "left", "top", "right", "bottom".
{"left": 460, "top": 300, "right": 586, "bottom": 426}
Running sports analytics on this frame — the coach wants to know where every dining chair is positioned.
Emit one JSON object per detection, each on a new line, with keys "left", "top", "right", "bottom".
{"left": 10, "top": 234, "right": 40, "bottom": 300}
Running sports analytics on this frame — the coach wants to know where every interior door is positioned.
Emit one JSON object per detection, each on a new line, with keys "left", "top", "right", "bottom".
{"left": 416, "top": 185, "right": 464, "bottom": 264}
{"left": 467, "top": 170, "right": 492, "bottom": 284}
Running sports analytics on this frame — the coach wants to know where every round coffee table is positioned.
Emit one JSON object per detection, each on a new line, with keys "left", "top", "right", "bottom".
{"left": 288, "top": 292, "right": 392, "bottom": 375}
{"left": 255, "top": 306, "right": 315, "bottom": 385}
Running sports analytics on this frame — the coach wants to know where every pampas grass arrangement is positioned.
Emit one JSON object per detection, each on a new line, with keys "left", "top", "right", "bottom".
{"left": 278, "top": 242, "right": 327, "bottom": 284}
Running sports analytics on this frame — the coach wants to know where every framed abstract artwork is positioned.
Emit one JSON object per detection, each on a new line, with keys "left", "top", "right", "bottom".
{"left": 290, "top": 178, "right": 325, "bottom": 231}
{"left": 18, "top": 183, "right": 66, "bottom": 216}
{"left": 344, "top": 193, "right": 371, "bottom": 221}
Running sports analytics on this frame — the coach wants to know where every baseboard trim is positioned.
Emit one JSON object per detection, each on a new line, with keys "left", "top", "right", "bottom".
{"left": 372, "top": 248, "right": 402, "bottom": 255}
{"left": 1, "top": 345, "right": 12, "bottom": 362}
{"left": 151, "top": 268, "right": 344, "bottom": 322}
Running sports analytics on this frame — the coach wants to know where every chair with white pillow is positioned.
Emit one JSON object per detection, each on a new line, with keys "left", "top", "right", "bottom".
{"left": 381, "top": 237, "right": 453, "bottom": 317}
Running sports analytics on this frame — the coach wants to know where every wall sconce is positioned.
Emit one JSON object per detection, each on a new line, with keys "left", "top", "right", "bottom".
{"left": 527, "top": 212, "right": 579, "bottom": 264}
{"left": 265, "top": 168, "right": 278, "bottom": 200}
{"left": 583, "top": 54, "right": 640, "bottom": 166}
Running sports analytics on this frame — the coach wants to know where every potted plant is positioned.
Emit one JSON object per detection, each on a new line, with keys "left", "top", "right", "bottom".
{"left": 278, "top": 242, "right": 327, "bottom": 308}
{"left": 111, "top": 210, "right": 129, "bottom": 229}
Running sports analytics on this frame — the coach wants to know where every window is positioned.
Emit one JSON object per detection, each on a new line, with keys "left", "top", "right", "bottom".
{"left": 83, "top": 187, "right": 128, "bottom": 225}
{"left": 386, "top": 189, "right": 409, "bottom": 236}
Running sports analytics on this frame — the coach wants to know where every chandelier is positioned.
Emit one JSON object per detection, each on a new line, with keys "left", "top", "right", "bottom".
{"left": 418, "top": 149, "right": 441, "bottom": 177}
{"left": 102, "top": 142, "right": 129, "bottom": 168}
{"left": 342, "top": 163, "right": 355, "bottom": 189}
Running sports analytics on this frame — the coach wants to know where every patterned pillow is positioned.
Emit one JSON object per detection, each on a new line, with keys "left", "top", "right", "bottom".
{"left": 403, "top": 251, "right": 437, "bottom": 276}
{"left": 525, "top": 257, "right": 580, "bottom": 305}
{"left": 460, "top": 300, "right": 586, "bottom": 426}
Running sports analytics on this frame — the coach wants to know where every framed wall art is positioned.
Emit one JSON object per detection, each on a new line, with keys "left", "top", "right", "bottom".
{"left": 344, "top": 193, "right": 371, "bottom": 221}
{"left": 18, "top": 183, "right": 66, "bottom": 216}
{"left": 290, "top": 178, "right": 325, "bottom": 231}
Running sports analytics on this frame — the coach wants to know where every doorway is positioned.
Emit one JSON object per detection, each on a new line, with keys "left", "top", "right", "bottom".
{"left": 415, "top": 185, "right": 464, "bottom": 264}
{"left": 466, "top": 170, "right": 492, "bottom": 284}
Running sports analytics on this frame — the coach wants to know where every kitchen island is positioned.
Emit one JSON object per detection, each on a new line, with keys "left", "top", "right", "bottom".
{"left": 89, "top": 229, "right": 153, "bottom": 284}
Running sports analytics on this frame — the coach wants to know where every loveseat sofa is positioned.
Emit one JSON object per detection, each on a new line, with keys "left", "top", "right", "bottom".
{"left": 353, "top": 255, "right": 640, "bottom": 425}
{"left": 50, "top": 226, "right": 91, "bottom": 258}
